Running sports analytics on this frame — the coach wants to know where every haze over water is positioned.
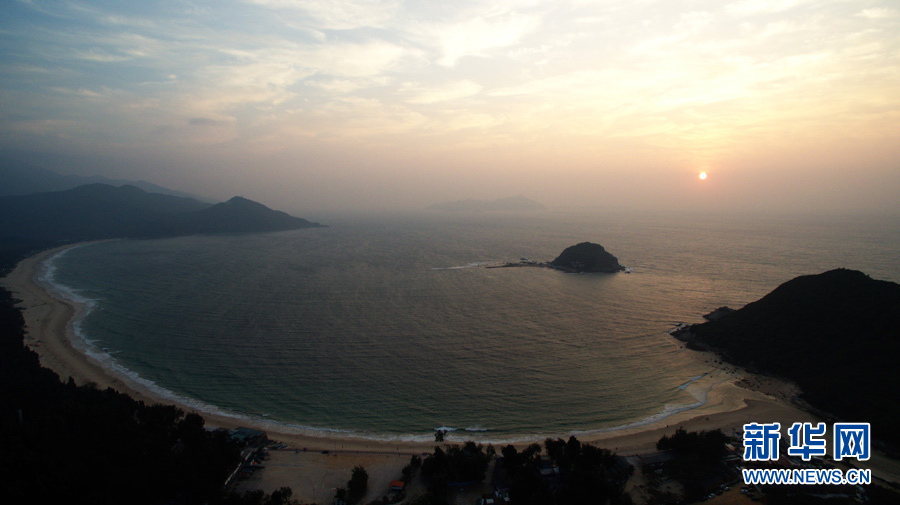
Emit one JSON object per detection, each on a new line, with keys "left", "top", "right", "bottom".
{"left": 43, "top": 211, "right": 900, "bottom": 442}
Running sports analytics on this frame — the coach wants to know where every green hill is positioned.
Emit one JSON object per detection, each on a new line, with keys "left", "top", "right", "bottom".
{"left": 0, "top": 184, "right": 321, "bottom": 241}
{"left": 676, "top": 269, "right": 900, "bottom": 449}
{"left": 166, "top": 196, "right": 319, "bottom": 235}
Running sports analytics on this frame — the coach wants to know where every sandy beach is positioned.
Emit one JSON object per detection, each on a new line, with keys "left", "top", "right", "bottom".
{"left": 4, "top": 244, "right": 898, "bottom": 502}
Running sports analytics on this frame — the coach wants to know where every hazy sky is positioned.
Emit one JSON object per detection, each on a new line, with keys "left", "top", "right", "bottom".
{"left": 2, "top": 0, "right": 899, "bottom": 214}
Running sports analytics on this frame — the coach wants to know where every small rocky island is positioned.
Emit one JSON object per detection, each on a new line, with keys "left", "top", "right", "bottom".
{"left": 487, "top": 241, "right": 626, "bottom": 273}
{"left": 549, "top": 242, "right": 626, "bottom": 273}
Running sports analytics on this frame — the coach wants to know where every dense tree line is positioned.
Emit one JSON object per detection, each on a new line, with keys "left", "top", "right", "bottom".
{"left": 500, "top": 436, "right": 632, "bottom": 505}
{"left": 420, "top": 442, "right": 493, "bottom": 502}
{"left": 655, "top": 428, "right": 729, "bottom": 500}
{"left": 221, "top": 487, "right": 294, "bottom": 505}
{"left": 656, "top": 427, "right": 727, "bottom": 462}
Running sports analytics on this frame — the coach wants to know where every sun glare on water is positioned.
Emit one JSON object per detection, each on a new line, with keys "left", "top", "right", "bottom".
{"left": 699, "top": 172, "right": 708, "bottom": 180}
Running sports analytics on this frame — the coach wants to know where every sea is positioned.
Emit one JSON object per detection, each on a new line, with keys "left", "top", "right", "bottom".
{"left": 39, "top": 210, "right": 900, "bottom": 443}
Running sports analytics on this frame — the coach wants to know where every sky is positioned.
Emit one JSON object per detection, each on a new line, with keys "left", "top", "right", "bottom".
{"left": 2, "top": 0, "right": 899, "bottom": 215}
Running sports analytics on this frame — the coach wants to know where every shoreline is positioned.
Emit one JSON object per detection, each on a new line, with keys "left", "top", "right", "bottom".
{"left": 9, "top": 243, "right": 900, "bottom": 501}
{"left": 0, "top": 243, "right": 817, "bottom": 455}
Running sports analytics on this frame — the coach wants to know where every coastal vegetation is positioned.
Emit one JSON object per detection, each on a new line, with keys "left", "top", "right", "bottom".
{"left": 655, "top": 428, "right": 730, "bottom": 499}
{"left": 421, "top": 442, "right": 493, "bottom": 501}
{"left": 673, "top": 268, "right": 900, "bottom": 450}
{"left": 347, "top": 465, "right": 369, "bottom": 503}
{"left": 222, "top": 487, "right": 294, "bottom": 505}
{"left": 498, "top": 437, "right": 632, "bottom": 505}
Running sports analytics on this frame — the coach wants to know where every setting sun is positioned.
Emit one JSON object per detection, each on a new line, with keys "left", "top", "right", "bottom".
{"left": 699, "top": 172, "right": 708, "bottom": 180}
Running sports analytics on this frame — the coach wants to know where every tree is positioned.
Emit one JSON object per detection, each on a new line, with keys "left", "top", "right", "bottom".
{"left": 420, "top": 442, "right": 492, "bottom": 500}
{"left": 402, "top": 454, "right": 422, "bottom": 481}
{"left": 507, "top": 436, "right": 630, "bottom": 505}
{"left": 347, "top": 465, "right": 368, "bottom": 503}
{"left": 521, "top": 442, "right": 542, "bottom": 463}
{"left": 267, "top": 487, "right": 292, "bottom": 505}
{"left": 657, "top": 428, "right": 727, "bottom": 463}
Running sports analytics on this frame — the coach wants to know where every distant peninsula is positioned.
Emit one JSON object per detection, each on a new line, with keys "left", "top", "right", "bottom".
{"left": 0, "top": 183, "right": 323, "bottom": 242}
{"left": 672, "top": 268, "right": 900, "bottom": 449}
{"left": 487, "top": 241, "right": 626, "bottom": 274}
{"left": 427, "top": 195, "right": 546, "bottom": 212}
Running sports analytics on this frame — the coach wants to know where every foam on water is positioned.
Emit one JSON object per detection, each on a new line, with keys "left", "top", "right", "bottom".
{"left": 431, "top": 261, "right": 497, "bottom": 271}
{"left": 567, "top": 377, "right": 726, "bottom": 440}
{"left": 676, "top": 372, "right": 709, "bottom": 391}
{"left": 39, "top": 246, "right": 99, "bottom": 352}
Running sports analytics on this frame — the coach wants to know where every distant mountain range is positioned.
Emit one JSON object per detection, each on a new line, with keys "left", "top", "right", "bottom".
{"left": 0, "top": 183, "right": 322, "bottom": 242}
{"left": 427, "top": 195, "right": 546, "bottom": 212}
{"left": 0, "top": 159, "right": 217, "bottom": 203}
{"left": 674, "top": 269, "right": 900, "bottom": 449}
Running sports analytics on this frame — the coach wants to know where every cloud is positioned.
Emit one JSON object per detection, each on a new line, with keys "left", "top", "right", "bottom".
{"left": 71, "top": 49, "right": 131, "bottom": 63}
{"left": 180, "top": 39, "right": 411, "bottom": 120}
{"left": 101, "top": 14, "right": 159, "bottom": 29}
{"left": 4, "top": 0, "right": 900, "bottom": 213}
{"left": 417, "top": 13, "right": 542, "bottom": 66}
{"left": 404, "top": 80, "right": 483, "bottom": 104}
{"left": 724, "top": 0, "right": 813, "bottom": 16}
{"left": 189, "top": 117, "right": 232, "bottom": 126}
{"left": 315, "top": 40, "right": 410, "bottom": 77}
{"left": 304, "top": 77, "right": 390, "bottom": 94}
{"left": 48, "top": 87, "right": 109, "bottom": 99}
{"left": 4, "top": 119, "right": 81, "bottom": 136}
{"left": 675, "top": 11, "right": 713, "bottom": 32}
{"left": 857, "top": 8, "right": 897, "bottom": 19}
{"left": 244, "top": 0, "right": 401, "bottom": 30}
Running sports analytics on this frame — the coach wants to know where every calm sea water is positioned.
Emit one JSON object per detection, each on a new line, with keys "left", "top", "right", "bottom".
{"left": 42, "top": 211, "right": 900, "bottom": 442}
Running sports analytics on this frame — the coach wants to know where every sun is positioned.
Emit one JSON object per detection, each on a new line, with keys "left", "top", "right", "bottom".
{"left": 698, "top": 172, "right": 708, "bottom": 180}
